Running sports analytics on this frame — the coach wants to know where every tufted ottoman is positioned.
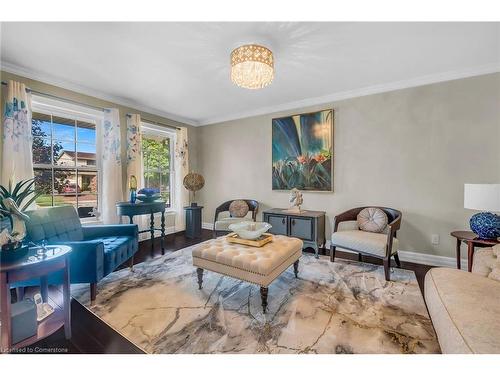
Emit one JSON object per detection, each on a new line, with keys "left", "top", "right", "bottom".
{"left": 192, "top": 235, "right": 303, "bottom": 312}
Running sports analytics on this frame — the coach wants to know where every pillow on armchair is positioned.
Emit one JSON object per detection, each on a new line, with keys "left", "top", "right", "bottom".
{"left": 357, "top": 207, "right": 388, "bottom": 233}
{"left": 229, "top": 200, "right": 249, "bottom": 218}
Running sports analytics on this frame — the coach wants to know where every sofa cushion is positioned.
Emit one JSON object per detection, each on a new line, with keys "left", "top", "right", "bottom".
{"left": 215, "top": 217, "right": 251, "bottom": 231}
{"left": 424, "top": 267, "right": 500, "bottom": 353}
{"left": 229, "top": 200, "right": 249, "bottom": 218}
{"left": 25, "top": 206, "right": 83, "bottom": 242}
{"left": 331, "top": 230, "right": 398, "bottom": 257}
{"left": 94, "top": 236, "right": 135, "bottom": 276}
{"left": 357, "top": 207, "right": 388, "bottom": 233}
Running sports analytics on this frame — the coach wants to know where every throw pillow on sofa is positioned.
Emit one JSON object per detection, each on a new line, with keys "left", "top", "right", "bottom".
{"left": 357, "top": 207, "right": 388, "bottom": 233}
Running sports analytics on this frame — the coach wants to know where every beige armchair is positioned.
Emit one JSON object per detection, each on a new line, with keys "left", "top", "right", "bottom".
{"left": 330, "top": 207, "right": 402, "bottom": 281}
{"left": 213, "top": 199, "right": 259, "bottom": 237}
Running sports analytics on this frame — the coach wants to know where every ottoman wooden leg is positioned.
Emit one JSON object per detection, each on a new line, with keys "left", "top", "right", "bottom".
{"left": 260, "top": 286, "right": 268, "bottom": 313}
{"left": 197, "top": 268, "right": 204, "bottom": 289}
{"left": 293, "top": 260, "right": 299, "bottom": 278}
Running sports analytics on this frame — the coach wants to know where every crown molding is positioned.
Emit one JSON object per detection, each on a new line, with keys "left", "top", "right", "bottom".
{"left": 0, "top": 61, "right": 199, "bottom": 127}
{"left": 198, "top": 63, "right": 500, "bottom": 126}
{"left": 3, "top": 60, "right": 499, "bottom": 128}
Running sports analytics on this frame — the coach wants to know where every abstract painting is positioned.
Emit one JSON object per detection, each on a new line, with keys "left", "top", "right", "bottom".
{"left": 272, "top": 109, "right": 333, "bottom": 191}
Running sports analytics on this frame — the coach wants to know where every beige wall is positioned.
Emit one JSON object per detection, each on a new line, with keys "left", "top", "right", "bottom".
{"left": 2, "top": 70, "right": 499, "bottom": 256}
{"left": 0, "top": 70, "right": 199, "bottom": 228}
{"left": 197, "top": 73, "right": 500, "bottom": 258}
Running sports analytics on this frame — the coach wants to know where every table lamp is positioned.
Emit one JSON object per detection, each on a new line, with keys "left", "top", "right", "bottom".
{"left": 464, "top": 183, "right": 500, "bottom": 239}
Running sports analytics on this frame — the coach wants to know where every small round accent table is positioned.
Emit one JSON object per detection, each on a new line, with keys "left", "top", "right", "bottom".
{"left": 450, "top": 231, "right": 499, "bottom": 272}
{"left": 0, "top": 245, "right": 72, "bottom": 352}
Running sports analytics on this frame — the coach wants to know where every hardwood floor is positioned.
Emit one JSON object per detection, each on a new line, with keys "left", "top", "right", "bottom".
{"left": 15, "top": 229, "right": 433, "bottom": 354}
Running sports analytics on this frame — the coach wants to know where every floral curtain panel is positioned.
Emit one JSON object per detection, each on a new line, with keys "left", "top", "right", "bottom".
{"left": 126, "top": 114, "right": 148, "bottom": 237}
{"left": 174, "top": 127, "right": 189, "bottom": 231}
{"left": 126, "top": 114, "right": 144, "bottom": 191}
{"left": 101, "top": 108, "right": 123, "bottom": 224}
{"left": 1, "top": 80, "right": 34, "bottom": 186}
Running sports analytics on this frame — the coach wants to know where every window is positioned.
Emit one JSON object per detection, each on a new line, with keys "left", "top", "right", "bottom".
{"left": 31, "top": 101, "right": 101, "bottom": 220}
{"left": 142, "top": 124, "right": 175, "bottom": 207}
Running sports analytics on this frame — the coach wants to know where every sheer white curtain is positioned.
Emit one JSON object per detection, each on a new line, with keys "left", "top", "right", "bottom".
{"left": 174, "top": 127, "right": 189, "bottom": 231}
{"left": 1, "top": 80, "right": 34, "bottom": 186}
{"left": 101, "top": 108, "right": 123, "bottom": 224}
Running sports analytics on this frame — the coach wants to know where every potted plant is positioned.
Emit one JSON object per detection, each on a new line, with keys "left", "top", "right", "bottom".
{"left": 0, "top": 179, "right": 41, "bottom": 261}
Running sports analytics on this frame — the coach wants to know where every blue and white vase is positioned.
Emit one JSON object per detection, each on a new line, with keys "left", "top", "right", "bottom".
{"left": 130, "top": 190, "right": 137, "bottom": 204}
{"left": 470, "top": 212, "right": 500, "bottom": 239}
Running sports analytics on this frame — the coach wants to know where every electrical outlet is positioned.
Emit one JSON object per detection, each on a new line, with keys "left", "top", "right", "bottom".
{"left": 431, "top": 234, "right": 440, "bottom": 245}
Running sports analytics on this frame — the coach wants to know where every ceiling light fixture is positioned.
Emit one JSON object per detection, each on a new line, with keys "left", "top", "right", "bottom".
{"left": 230, "top": 44, "right": 274, "bottom": 89}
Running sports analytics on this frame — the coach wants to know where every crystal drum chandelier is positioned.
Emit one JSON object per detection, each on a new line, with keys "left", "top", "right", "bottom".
{"left": 230, "top": 44, "right": 274, "bottom": 89}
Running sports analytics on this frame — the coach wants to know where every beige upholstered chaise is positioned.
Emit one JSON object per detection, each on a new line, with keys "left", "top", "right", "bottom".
{"left": 192, "top": 235, "right": 302, "bottom": 312}
{"left": 425, "top": 244, "right": 500, "bottom": 353}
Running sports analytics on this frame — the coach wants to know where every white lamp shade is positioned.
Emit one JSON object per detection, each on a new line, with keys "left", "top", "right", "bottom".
{"left": 464, "top": 184, "right": 500, "bottom": 212}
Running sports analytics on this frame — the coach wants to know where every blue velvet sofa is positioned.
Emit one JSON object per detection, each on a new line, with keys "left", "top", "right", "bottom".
{"left": 17, "top": 206, "right": 138, "bottom": 301}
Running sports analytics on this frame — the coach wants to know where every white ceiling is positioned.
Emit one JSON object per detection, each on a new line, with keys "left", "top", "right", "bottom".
{"left": 1, "top": 22, "right": 499, "bottom": 126}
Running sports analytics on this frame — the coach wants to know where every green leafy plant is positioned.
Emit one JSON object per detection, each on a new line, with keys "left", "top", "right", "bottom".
{"left": 0, "top": 178, "right": 41, "bottom": 220}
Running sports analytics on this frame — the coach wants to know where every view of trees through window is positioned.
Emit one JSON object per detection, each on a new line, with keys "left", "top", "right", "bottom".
{"left": 32, "top": 111, "right": 99, "bottom": 219}
{"left": 142, "top": 135, "right": 171, "bottom": 206}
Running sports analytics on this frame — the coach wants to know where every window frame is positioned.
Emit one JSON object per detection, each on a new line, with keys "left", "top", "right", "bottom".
{"left": 31, "top": 96, "right": 103, "bottom": 223}
{"left": 141, "top": 122, "right": 176, "bottom": 210}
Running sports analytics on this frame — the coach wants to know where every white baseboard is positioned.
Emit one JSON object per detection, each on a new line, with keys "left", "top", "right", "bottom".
{"left": 325, "top": 239, "right": 466, "bottom": 268}
{"left": 398, "top": 250, "right": 467, "bottom": 269}
{"left": 138, "top": 225, "right": 176, "bottom": 242}
{"left": 200, "top": 225, "right": 466, "bottom": 268}
{"left": 202, "top": 222, "right": 214, "bottom": 230}
{"left": 325, "top": 239, "right": 465, "bottom": 268}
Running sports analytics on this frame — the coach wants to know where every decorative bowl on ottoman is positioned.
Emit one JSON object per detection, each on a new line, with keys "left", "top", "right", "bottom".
{"left": 228, "top": 221, "right": 272, "bottom": 240}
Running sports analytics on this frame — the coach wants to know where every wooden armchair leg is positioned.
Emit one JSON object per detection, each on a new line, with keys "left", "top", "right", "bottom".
{"left": 90, "top": 283, "right": 97, "bottom": 302}
{"left": 330, "top": 245, "right": 336, "bottom": 262}
{"left": 393, "top": 253, "right": 401, "bottom": 268}
{"left": 383, "top": 258, "right": 391, "bottom": 281}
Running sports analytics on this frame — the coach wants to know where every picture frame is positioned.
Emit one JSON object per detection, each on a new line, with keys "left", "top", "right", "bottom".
{"left": 272, "top": 109, "right": 333, "bottom": 191}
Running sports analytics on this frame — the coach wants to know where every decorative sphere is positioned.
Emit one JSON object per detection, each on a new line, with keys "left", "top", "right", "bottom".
{"left": 183, "top": 173, "right": 205, "bottom": 192}
{"left": 470, "top": 212, "right": 500, "bottom": 239}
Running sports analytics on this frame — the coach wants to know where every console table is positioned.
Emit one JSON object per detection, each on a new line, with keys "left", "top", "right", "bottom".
{"left": 451, "top": 230, "right": 500, "bottom": 272}
{"left": 263, "top": 208, "right": 326, "bottom": 258}
{"left": 1, "top": 245, "right": 71, "bottom": 352}
{"left": 116, "top": 201, "right": 166, "bottom": 256}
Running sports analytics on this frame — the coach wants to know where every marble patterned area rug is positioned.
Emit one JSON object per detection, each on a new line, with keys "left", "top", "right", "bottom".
{"left": 72, "top": 246, "right": 440, "bottom": 354}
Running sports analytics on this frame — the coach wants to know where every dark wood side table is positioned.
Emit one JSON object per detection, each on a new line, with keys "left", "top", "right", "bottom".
{"left": 450, "top": 230, "right": 499, "bottom": 272}
{"left": 263, "top": 208, "right": 326, "bottom": 258}
{"left": 185, "top": 205, "right": 203, "bottom": 239}
{"left": 1, "top": 245, "right": 71, "bottom": 352}
{"left": 116, "top": 201, "right": 166, "bottom": 256}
